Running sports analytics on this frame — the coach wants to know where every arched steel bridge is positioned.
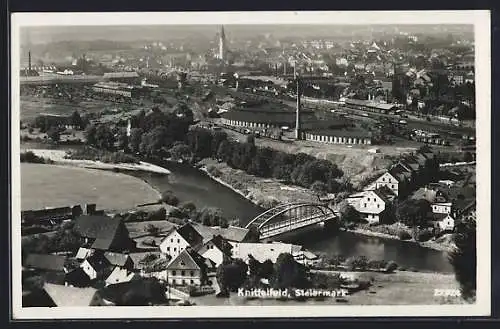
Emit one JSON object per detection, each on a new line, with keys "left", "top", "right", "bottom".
{"left": 245, "top": 202, "right": 338, "bottom": 240}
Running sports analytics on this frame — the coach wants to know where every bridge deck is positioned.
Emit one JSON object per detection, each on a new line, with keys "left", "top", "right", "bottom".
{"left": 260, "top": 213, "right": 337, "bottom": 239}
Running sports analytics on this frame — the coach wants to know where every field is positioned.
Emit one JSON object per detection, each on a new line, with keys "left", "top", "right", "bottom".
{"left": 21, "top": 163, "right": 161, "bottom": 212}
{"left": 20, "top": 96, "right": 121, "bottom": 121}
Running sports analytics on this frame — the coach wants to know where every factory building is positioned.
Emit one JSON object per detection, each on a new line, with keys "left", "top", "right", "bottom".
{"left": 303, "top": 129, "right": 372, "bottom": 145}
{"left": 92, "top": 82, "right": 139, "bottom": 98}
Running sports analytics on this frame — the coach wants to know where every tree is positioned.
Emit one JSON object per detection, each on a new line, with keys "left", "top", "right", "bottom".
{"left": 70, "top": 110, "right": 84, "bottom": 130}
{"left": 339, "top": 201, "right": 362, "bottom": 224}
{"left": 169, "top": 142, "right": 192, "bottom": 161}
{"left": 128, "top": 128, "right": 143, "bottom": 154}
{"left": 160, "top": 191, "right": 179, "bottom": 206}
{"left": 198, "top": 207, "right": 225, "bottom": 227}
{"left": 449, "top": 220, "right": 476, "bottom": 301}
{"left": 271, "top": 253, "right": 309, "bottom": 289}
{"left": 395, "top": 199, "right": 431, "bottom": 228}
{"left": 85, "top": 124, "right": 98, "bottom": 146}
{"left": 47, "top": 127, "right": 60, "bottom": 143}
{"left": 259, "top": 259, "right": 274, "bottom": 279}
{"left": 248, "top": 255, "right": 262, "bottom": 277}
{"left": 145, "top": 224, "right": 160, "bottom": 236}
{"left": 179, "top": 201, "right": 197, "bottom": 217}
{"left": 463, "top": 152, "right": 473, "bottom": 163}
{"left": 311, "top": 181, "right": 328, "bottom": 196}
{"left": 216, "top": 259, "right": 248, "bottom": 294}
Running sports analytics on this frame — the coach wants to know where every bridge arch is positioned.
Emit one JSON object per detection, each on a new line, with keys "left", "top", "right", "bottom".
{"left": 245, "top": 202, "right": 337, "bottom": 238}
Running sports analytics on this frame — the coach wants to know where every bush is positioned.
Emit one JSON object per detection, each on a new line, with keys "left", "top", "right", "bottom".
{"left": 385, "top": 261, "right": 398, "bottom": 273}
{"left": 168, "top": 208, "right": 185, "bottom": 219}
{"left": 417, "top": 229, "right": 433, "bottom": 242}
{"left": 206, "top": 165, "right": 222, "bottom": 177}
{"left": 160, "top": 191, "right": 179, "bottom": 206}
{"left": 398, "top": 230, "right": 412, "bottom": 240}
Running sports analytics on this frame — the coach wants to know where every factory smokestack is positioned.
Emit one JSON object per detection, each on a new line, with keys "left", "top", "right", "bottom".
{"left": 28, "top": 50, "right": 31, "bottom": 73}
{"left": 295, "top": 74, "right": 301, "bottom": 140}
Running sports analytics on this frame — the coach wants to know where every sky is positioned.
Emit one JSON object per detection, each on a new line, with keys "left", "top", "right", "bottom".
{"left": 20, "top": 24, "right": 474, "bottom": 46}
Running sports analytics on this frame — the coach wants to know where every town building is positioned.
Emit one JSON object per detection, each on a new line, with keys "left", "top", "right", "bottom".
{"left": 73, "top": 215, "right": 136, "bottom": 252}
{"left": 105, "top": 266, "right": 140, "bottom": 287}
{"left": 229, "top": 242, "right": 319, "bottom": 266}
{"left": 165, "top": 249, "right": 214, "bottom": 286}
{"left": 92, "top": 81, "right": 139, "bottom": 98}
{"left": 80, "top": 253, "right": 112, "bottom": 281}
{"left": 195, "top": 234, "right": 233, "bottom": 266}
{"left": 355, "top": 188, "right": 395, "bottom": 224}
{"left": 159, "top": 224, "right": 204, "bottom": 259}
{"left": 303, "top": 128, "right": 372, "bottom": 145}
{"left": 43, "top": 283, "right": 106, "bottom": 306}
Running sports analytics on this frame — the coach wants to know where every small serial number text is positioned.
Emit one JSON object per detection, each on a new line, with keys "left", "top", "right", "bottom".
{"left": 434, "top": 289, "right": 461, "bottom": 297}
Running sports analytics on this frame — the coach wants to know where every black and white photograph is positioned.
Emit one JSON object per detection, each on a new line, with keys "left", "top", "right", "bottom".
{"left": 10, "top": 11, "right": 491, "bottom": 318}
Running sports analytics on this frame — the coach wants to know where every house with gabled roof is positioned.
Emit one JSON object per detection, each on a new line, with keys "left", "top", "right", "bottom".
{"left": 80, "top": 253, "right": 112, "bottom": 281}
{"left": 104, "top": 252, "right": 135, "bottom": 271}
{"left": 165, "top": 248, "right": 214, "bottom": 287}
{"left": 355, "top": 187, "right": 395, "bottom": 224}
{"left": 74, "top": 215, "right": 136, "bottom": 252}
{"left": 43, "top": 283, "right": 105, "bottom": 306}
{"left": 195, "top": 234, "right": 233, "bottom": 266}
{"left": 159, "top": 223, "right": 203, "bottom": 260}
{"left": 105, "top": 266, "right": 140, "bottom": 287}
{"left": 374, "top": 164, "right": 411, "bottom": 197}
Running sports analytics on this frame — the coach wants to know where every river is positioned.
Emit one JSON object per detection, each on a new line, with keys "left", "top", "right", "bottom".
{"left": 21, "top": 143, "right": 454, "bottom": 273}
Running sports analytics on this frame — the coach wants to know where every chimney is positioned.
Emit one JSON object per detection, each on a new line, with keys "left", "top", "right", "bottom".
{"left": 295, "top": 74, "right": 301, "bottom": 140}
{"left": 28, "top": 50, "right": 32, "bottom": 73}
{"left": 284, "top": 62, "right": 287, "bottom": 76}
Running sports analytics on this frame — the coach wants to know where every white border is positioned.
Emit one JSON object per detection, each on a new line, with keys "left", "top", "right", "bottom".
{"left": 11, "top": 10, "right": 491, "bottom": 319}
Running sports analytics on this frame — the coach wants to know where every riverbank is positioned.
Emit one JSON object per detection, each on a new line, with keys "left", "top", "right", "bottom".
{"left": 347, "top": 227, "right": 455, "bottom": 253}
{"left": 198, "top": 158, "right": 318, "bottom": 207}
{"left": 196, "top": 159, "right": 455, "bottom": 253}
{"left": 23, "top": 148, "right": 171, "bottom": 175}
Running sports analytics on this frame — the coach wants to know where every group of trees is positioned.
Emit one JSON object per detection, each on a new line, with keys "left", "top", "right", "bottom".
{"left": 184, "top": 127, "right": 347, "bottom": 193}
{"left": 216, "top": 252, "right": 310, "bottom": 297}
{"left": 22, "top": 222, "right": 81, "bottom": 259}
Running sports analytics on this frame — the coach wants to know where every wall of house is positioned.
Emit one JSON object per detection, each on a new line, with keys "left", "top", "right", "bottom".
{"left": 375, "top": 173, "right": 399, "bottom": 196}
{"left": 81, "top": 261, "right": 97, "bottom": 280}
{"left": 304, "top": 133, "right": 372, "bottom": 145}
{"left": 159, "top": 231, "right": 191, "bottom": 259}
{"left": 166, "top": 269, "right": 201, "bottom": 286}
{"left": 359, "top": 192, "right": 386, "bottom": 215}
{"left": 432, "top": 203, "right": 452, "bottom": 214}
{"left": 198, "top": 243, "right": 224, "bottom": 266}
{"left": 439, "top": 216, "right": 455, "bottom": 231}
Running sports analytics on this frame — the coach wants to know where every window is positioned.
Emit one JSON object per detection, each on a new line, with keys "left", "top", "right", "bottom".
{"left": 190, "top": 271, "right": 194, "bottom": 277}
{"left": 382, "top": 177, "right": 386, "bottom": 182}
{"left": 181, "top": 270, "right": 185, "bottom": 276}
{"left": 364, "top": 203, "right": 367, "bottom": 208}
{"left": 377, "top": 204, "right": 380, "bottom": 208}
{"left": 172, "top": 271, "right": 176, "bottom": 276}
{"left": 182, "top": 279, "right": 185, "bottom": 285}
{"left": 171, "top": 239, "right": 173, "bottom": 243}
{"left": 190, "top": 280, "right": 194, "bottom": 284}
{"left": 173, "top": 279, "right": 177, "bottom": 285}
{"left": 177, "top": 239, "right": 180, "bottom": 243}
{"left": 174, "top": 247, "right": 177, "bottom": 252}
{"left": 167, "top": 247, "right": 170, "bottom": 251}
{"left": 367, "top": 198, "right": 370, "bottom": 201}
{"left": 391, "top": 185, "right": 394, "bottom": 189}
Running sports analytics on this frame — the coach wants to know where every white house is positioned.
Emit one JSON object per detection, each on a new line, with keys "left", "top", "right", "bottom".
{"left": 159, "top": 224, "right": 203, "bottom": 259}
{"left": 230, "top": 242, "right": 317, "bottom": 266}
{"left": 432, "top": 202, "right": 453, "bottom": 214}
{"left": 195, "top": 235, "right": 232, "bottom": 267}
{"left": 80, "top": 254, "right": 109, "bottom": 280}
{"left": 355, "top": 189, "right": 394, "bottom": 224}
{"left": 374, "top": 172, "right": 401, "bottom": 196}
{"left": 105, "top": 267, "right": 139, "bottom": 286}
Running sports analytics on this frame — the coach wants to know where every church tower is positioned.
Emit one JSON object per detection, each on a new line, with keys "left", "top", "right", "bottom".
{"left": 219, "top": 25, "right": 226, "bottom": 62}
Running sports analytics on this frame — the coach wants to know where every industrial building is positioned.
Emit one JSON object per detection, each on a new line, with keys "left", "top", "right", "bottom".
{"left": 344, "top": 98, "right": 398, "bottom": 114}
{"left": 303, "top": 128, "right": 372, "bottom": 145}
{"left": 92, "top": 82, "right": 139, "bottom": 98}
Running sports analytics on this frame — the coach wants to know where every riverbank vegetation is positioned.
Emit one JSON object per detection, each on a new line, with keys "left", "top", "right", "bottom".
{"left": 65, "top": 146, "right": 140, "bottom": 164}
{"left": 20, "top": 151, "right": 54, "bottom": 164}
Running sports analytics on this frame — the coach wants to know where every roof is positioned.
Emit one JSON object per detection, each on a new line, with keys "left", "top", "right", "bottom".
{"left": 231, "top": 242, "right": 303, "bottom": 263}
{"left": 22, "top": 289, "right": 57, "bottom": 307}
{"left": 166, "top": 249, "right": 208, "bottom": 271}
{"left": 85, "top": 254, "right": 110, "bottom": 271}
{"left": 176, "top": 223, "right": 204, "bottom": 247}
{"left": 430, "top": 213, "right": 451, "bottom": 222}
{"left": 43, "top": 283, "right": 99, "bottom": 306}
{"left": 388, "top": 164, "right": 412, "bottom": 182}
{"left": 104, "top": 252, "right": 133, "bottom": 268}
{"left": 75, "top": 247, "right": 94, "bottom": 260}
{"left": 105, "top": 266, "right": 138, "bottom": 285}
{"left": 412, "top": 188, "right": 438, "bottom": 203}
{"left": 305, "top": 128, "right": 372, "bottom": 139}
{"left": 221, "top": 109, "right": 316, "bottom": 126}
{"left": 25, "top": 254, "right": 66, "bottom": 272}
{"left": 91, "top": 237, "right": 115, "bottom": 250}
{"left": 372, "top": 187, "right": 396, "bottom": 203}
{"left": 103, "top": 71, "right": 140, "bottom": 79}
{"left": 188, "top": 222, "right": 250, "bottom": 243}
{"left": 74, "top": 215, "right": 123, "bottom": 240}
{"left": 197, "top": 235, "right": 233, "bottom": 255}
{"left": 65, "top": 268, "right": 91, "bottom": 287}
